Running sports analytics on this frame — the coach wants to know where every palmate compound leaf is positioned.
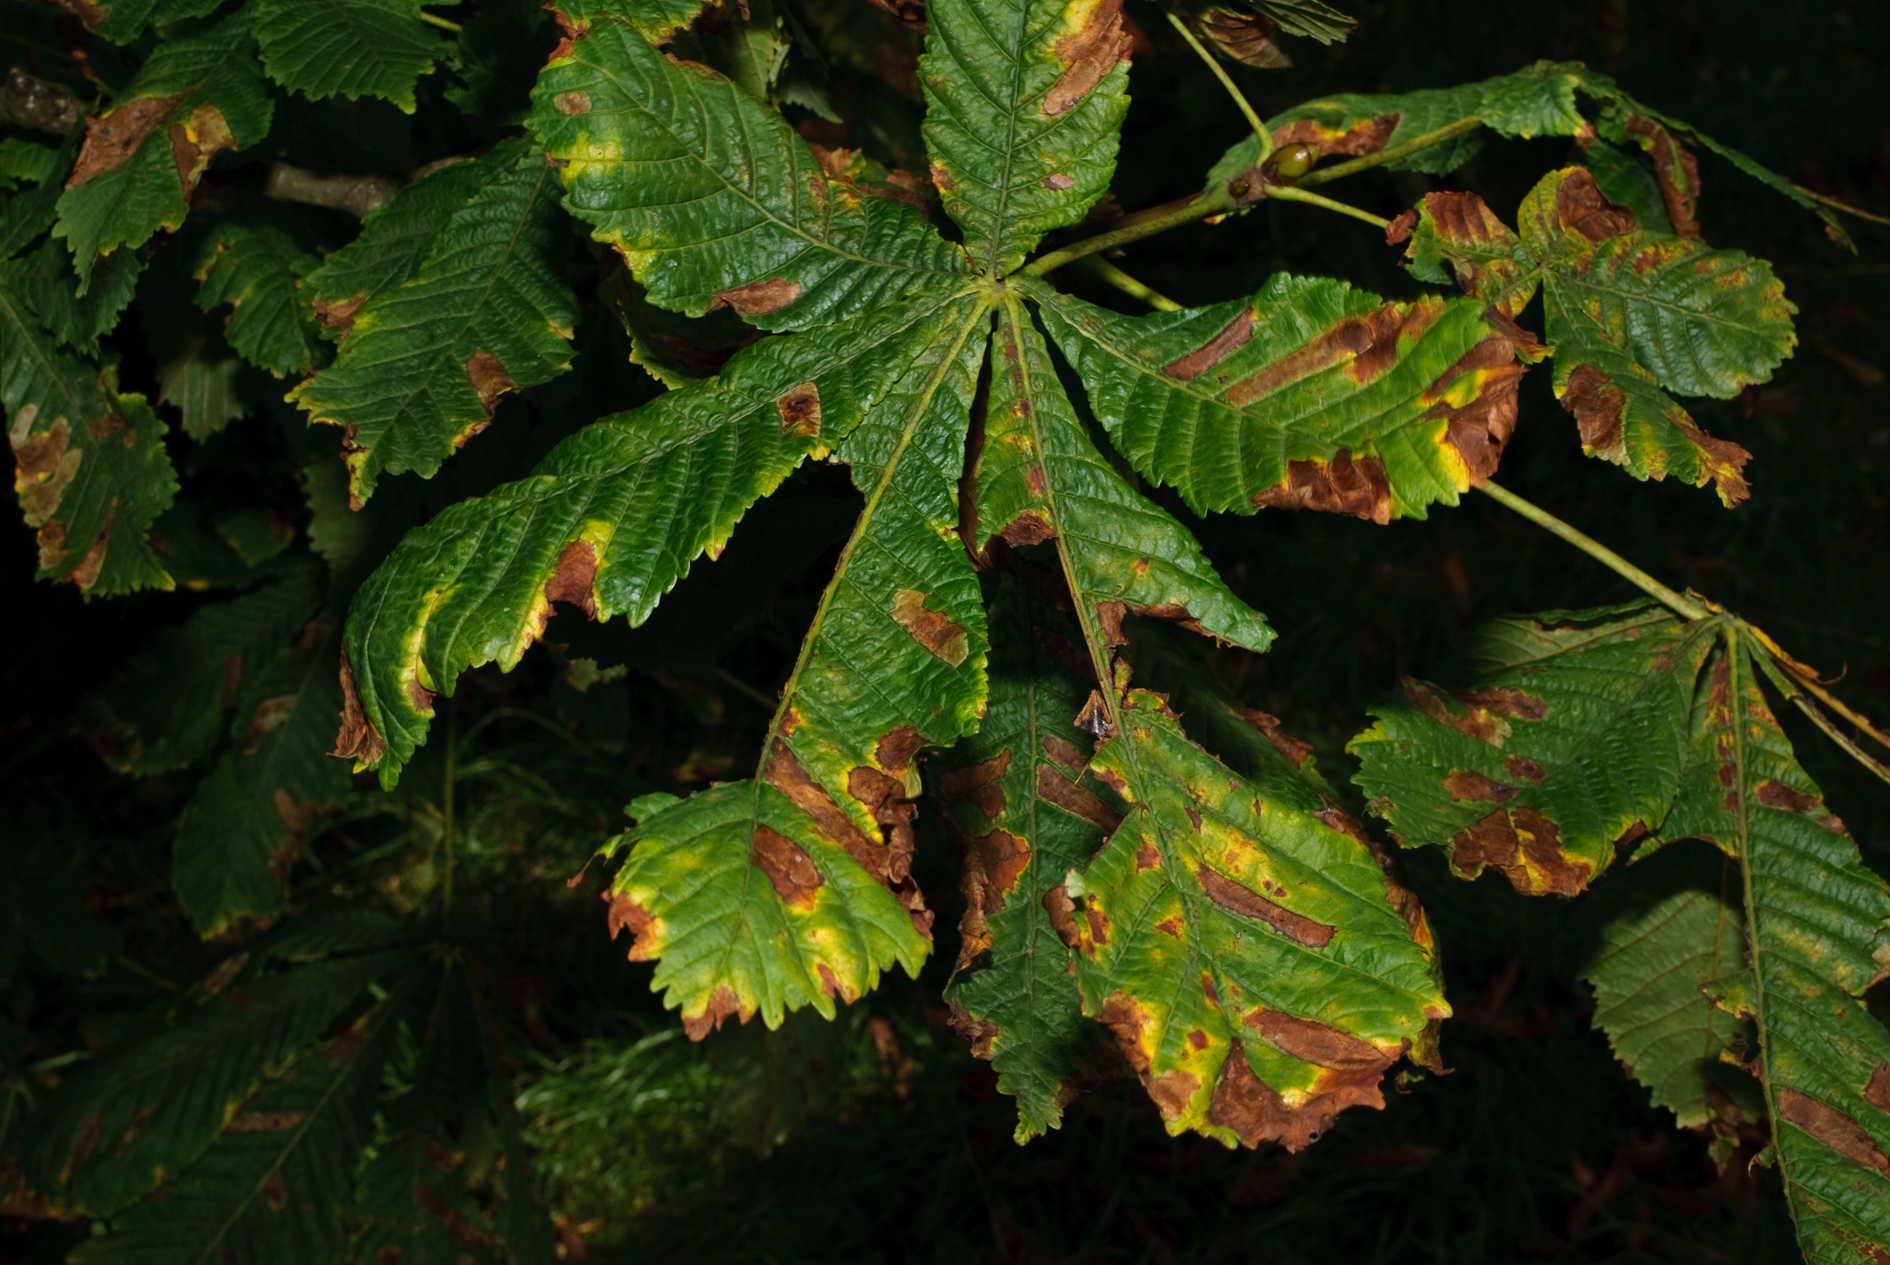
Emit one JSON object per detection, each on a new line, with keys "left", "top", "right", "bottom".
{"left": 960, "top": 300, "right": 1443, "bottom": 1146}
{"left": 918, "top": 0, "right": 1130, "bottom": 277}
{"left": 1034, "top": 273, "right": 1527, "bottom": 525}
{"left": 251, "top": 0, "right": 445, "bottom": 113}
{"left": 22, "top": 947, "right": 412, "bottom": 1217}
{"left": 1662, "top": 635, "right": 1890, "bottom": 1261}
{"left": 526, "top": 0, "right": 970, "bottom": 333}
{"left": 1351, "top": 607, "right": 1890, "bottom": 1257}
{"left": 290, "top": 139, "right": 579, "bottom": 506}
{"left": 937, "top": 572, "right": 1124, "bottom": 1142}
{"left": 72, "top": 985, "right": 408, "bottom": 1265}
{"left": 53, "top": 13, "right": 274, "bottom": 287}
{"left": 1349, "top": 601, "right": 1714, "bottom": 896}
{"left": 1397, "top": 167, "right": 1796, "bottom": 505}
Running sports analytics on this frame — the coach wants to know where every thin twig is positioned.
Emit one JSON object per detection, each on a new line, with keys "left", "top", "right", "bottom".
{"left": 1742, "top": 622, "right": 1890, "bottom": 753}
{"left": 1789, "top": 695, "right": 1890, "bottom": 786}
{"left": 1789, "top": 183, "right": 1890, "bottom": 226}
{"left": 1478, "top": 480, "right": 1712, "bottom": 621}
{"left": 1164, "top": 11, "right": 1272, "bottom": 164}
{"left": 1267, "top": 184, "right": 1392, "bottom": 229}
{"left": 418, "top": 10, "right": 463, "bottom": 31}
{"left": 1071, "top": 255, "right": 1183, "bottom": 311}
{"left": 1021, "top": 184, "right": 1238, "bottom": 277}
{"left": 1298, "top": 117, "right": 1484, "bottom": 187}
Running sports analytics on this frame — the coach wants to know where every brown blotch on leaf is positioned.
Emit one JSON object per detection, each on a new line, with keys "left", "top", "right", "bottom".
{"left": 1427, "top": 335, "right": 1524, "bottom": 487}
{"left": 1410, "top": 192, "right": 1519, "bottom": 300}
{"left": 1444, "top": 770, "right": 1516, "bottom": 804}
{"left": 1244, "top": 1008, "right": 1388, "bottom": 1069}
{"left": 1043, "top": 172, "right": 1075, "bottom": 191}
{"left": 956, "top": 828, "right": 1031, "bottom": 969}
{"left": 1863, "top": 1064, "right": 1890, "bottom": 1113}
{"left": 12, "top": 414, "right": 82, "bottom": 531}
{"left": 1135, "top": 841, "right": 1161, "bottom": 869}
{"left": 938, "top": 750, "right": 1011, "bottom": 821}
{"left": 166, "top": 104, "right": 234, "bottom": 195}
{"left": 1458, "top": 686, "right": 1548, "bottom": 721}
{"left": 1097, "top": 991, "right": 1151, "bottom": 1074}
{"left": 1083, "top": 901, "right": 1109, "bottom": 947}
{"left": 999, "top": 511, "right": 1056, "bottom": 546}
{"left": 1164, "top": 308, "right": 1255, "bottom": 381}
{"left": 261, "top": 1169, "right": 288, "bottom": 1212}
{"left": 1623, "top": 115, "right": 1701, "bottom": 237}
{"left": 1041, "top": 734, "right": 1086, "bottom": 771}
{"left": 1037, "top": 763, "right": 1124, "bottom": 831}
{"left": 1227, "top": 311, "right": 1377, "bottom": 403}
{"left": 1562, "top": 363, "right": 1628, "bottom": 463}
{"left": 1043, "top": 884, "right": 1083, "bottom": 950}
{"left": 1241, "top": 708, "right": 1313, "bottom": 768}
{"left": 767, "top": 740, "right": 932, "bottom": 938}
{"left": 889, "top": 589, "right": 969, "bottom": 667}
{"left": 1213, "top": 1036, "right": 1393, "bottom": 1151}
{"left": 1074, "top": 690, "right": 1115, "bottom": 739}
{"left": 1254, "top": 449, "right": 1392, "bottom": 524}
{"left": 1385, "top": 208, "right": 1418, "bottom": 245}
{"left": 1503, "top": 754, "right": 1546, "bottom": 784}
{"left": 1552, "top": 168, "right": 1637, "bottom": 243}
{"left": 1198, "top": 864, "right": 1335, "bottom": 947}
{"left": 776, "top": 382, "right": 821, "bottom": 438}
{"left": 604, "top": 890, "right": 657, "bottom": 959}
{"left": 405, "top": 674, "right": 435, "bottom": 714}
{"left": 1775, "top": 1087, "right": 1890, "bottom": 1178}
{"left": 330, "top": 655, "right": 387, "bottom": 764}
{"left": 1754, "top": 781, "right": 1821, "bottom": 814}
{"left": 1271, "top": 115, "right": 1396, "bottom": 158}
{"left": 553, "top": 90, "right": 591, "bottom": 116}
{"left": 228, "top": 1110, "right": 304, "bottom": 1133}
{"left": 1156, "top": 916, "right": 1182, "bottom": 939}
{"left": 949, "top": 998, "right": 1000, "bottom": 1059}
{"left": 683, "top": 985, "right": 754, "bottom": 1041}
{"left": 1042, "top": 0, "right": 1132, "bottom": 117}
{"left": 751, "top": 826, "right": 823, "bottom": 908}
{"left": 543, "top": 539, "right": 598, "bottom": 619}
{"left": 66, "top": 93, "right": 186, "bottom": 189}
{"left": 312, "top": 296, "right": 366, "bottom": 340}
{"left": 465, "top": 350, "right": 517, "bottom": 416}
{"left": 709, "top": 276, "right": 803, "bottom": 316}
{"left": 1450, "top": 806, "right": 1592, "bottom": 896}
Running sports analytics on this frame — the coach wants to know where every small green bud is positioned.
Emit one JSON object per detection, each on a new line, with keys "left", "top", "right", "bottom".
{"left": 1264, "top": 141, "right": 1318, "bottom": 182}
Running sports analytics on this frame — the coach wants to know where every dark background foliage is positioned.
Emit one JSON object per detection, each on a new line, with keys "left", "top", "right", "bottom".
{"left": 4, "top": 0, "right": 1886, "bottom": 1261}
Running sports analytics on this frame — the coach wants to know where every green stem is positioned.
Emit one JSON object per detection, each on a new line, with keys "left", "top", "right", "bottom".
{"left": 441, "top": 700, "right": 457, "bottom": 913}
{"left": 1788, "top": 182, "right": 1890, "bottom": 226}
{"left": 1478, "top": 480, "right": 1712, "bottom": 622}
{"left": 1071, "top": 255, "right": 1183, "bottom": 311}
{"left": 1021, "top": 184, "right": 1237, "bottom": 277}
{"left": 1298, "top": 117, "right": 1484, "bottom": 187}
{"left": 1164, "top": 11, "right": 1272, "bottom": 164}
{"left": 1266, "top": 184, "right": 1392, "bottom": 229}
{"left": 418, "top": 10, "right": 463, "bottom": 30}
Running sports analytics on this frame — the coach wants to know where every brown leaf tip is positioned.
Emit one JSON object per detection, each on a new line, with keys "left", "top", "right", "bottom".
{"left": 330, "top": 655, "right": 387, "bottom": 765}
{"left": 710, "top": 276, "right": 803, "bottom": 316}
{"left": 1043, "top": 0, "right": 1132, "bottom": 117}
{"left": 682, "top": 984, "right": 754, "bottom": 1041}
{"left": 776, "top": 382, "right": 821, "bottom": 438}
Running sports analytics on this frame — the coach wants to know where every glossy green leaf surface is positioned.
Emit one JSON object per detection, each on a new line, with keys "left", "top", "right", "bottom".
{"left": 919, "top": 0, "right": 1130, "bottom": 276}
{"left": 252, "top": 0, "right": 444, "bottom": 112}
{"left": 290, "top": 139, "right": 577, "bottom": 505}
{"left": 1038, "top": 274, "right": 1525, "bottom": 524}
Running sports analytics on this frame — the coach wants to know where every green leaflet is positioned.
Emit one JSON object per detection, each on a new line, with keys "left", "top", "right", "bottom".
{"left": 252, "top": 0, "right": 444, "bottom": 112}
{"left": 1064, "top": 689, "right": 1447, "bottom": 1148}
{"left": 939, "top": 573, "right": 1117, "bottom": 1142}
{"left": 919, "top": 0, "right": 1130, "bottom": 277}
{"left": 157, "top": 334, "right": 253, "bottom": 440}
{"left": 1036, "top": 274, "right": 1525, "bottom": 524}
{"left": 1666, "top": 637, "right": 1890, "bottom": 1261}
{"left": 560, "top": 0, "right": 710, "bottom": 44}
{"left": 1349, "top": 602, "right": 1712, "bottom": 896}
{"left": 82, "top": 557, "right": 326, "bottom": 776}
{"left": 1207, "top": 60, "right": 1592, "bottom": 186}
{"left": 174, "top": 623, "right": 353, "bottom": 936}
{"left": 193, "top": 222, "right": 329, "bottom": 377}
{"left": 59, "top": 0, "right": 223, "bottom": 45}
{"left": 1, "top": 237, "right": 141, "bottom": 355}
{"left": 290, "top": 139, "right": 578, "bottom": 505}
{"left": 302, "top": 158, "right": 501, "bottom": 321}
{"left": 1581, "top": 842, "right": 1752, "bottom": 1129}
{"left": 598, "top": 294, "right": 991, "bottom": 1034}
{"left": 22, "top": 949, "right": 410, "bottom": 1217}
{"left": 1, "top": 284, "right": 177, "bottom": 594}
{"left": 72, "top": 991, "right": 405, "bottom": 1265}
{"left": 527, "top": 7, "right": 969, "bottom": 332}
{"left": 981, "top": 292, "right": 1275, "bottom": 651}
{"left": 53, "top": 14, "right": 275, "bottom": 287}
{"left": 1401, "top": 167, "right": 1794, "bottom": 505}
{"left": 340, "top": 286, "right": 973, "bottom": 782}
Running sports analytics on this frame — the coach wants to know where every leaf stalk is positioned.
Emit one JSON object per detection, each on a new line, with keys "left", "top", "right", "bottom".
{"left": 1020, "top": 184, "right": 1238, "bottom": 277}
{"left": 419, "top": 10, "right": 463, "bottom": 31}
{"left": 1070, "top": 255, "right": 1183, "bottom": 311}
{"left": 1163, "top": 10, "right": 1272, "bottom": 164}
{"left": 1477, "top": 480, "right": 1712, "bottom": 622}
{"left": 1266, "top": 184, "right": 1392, "bottom": 229}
